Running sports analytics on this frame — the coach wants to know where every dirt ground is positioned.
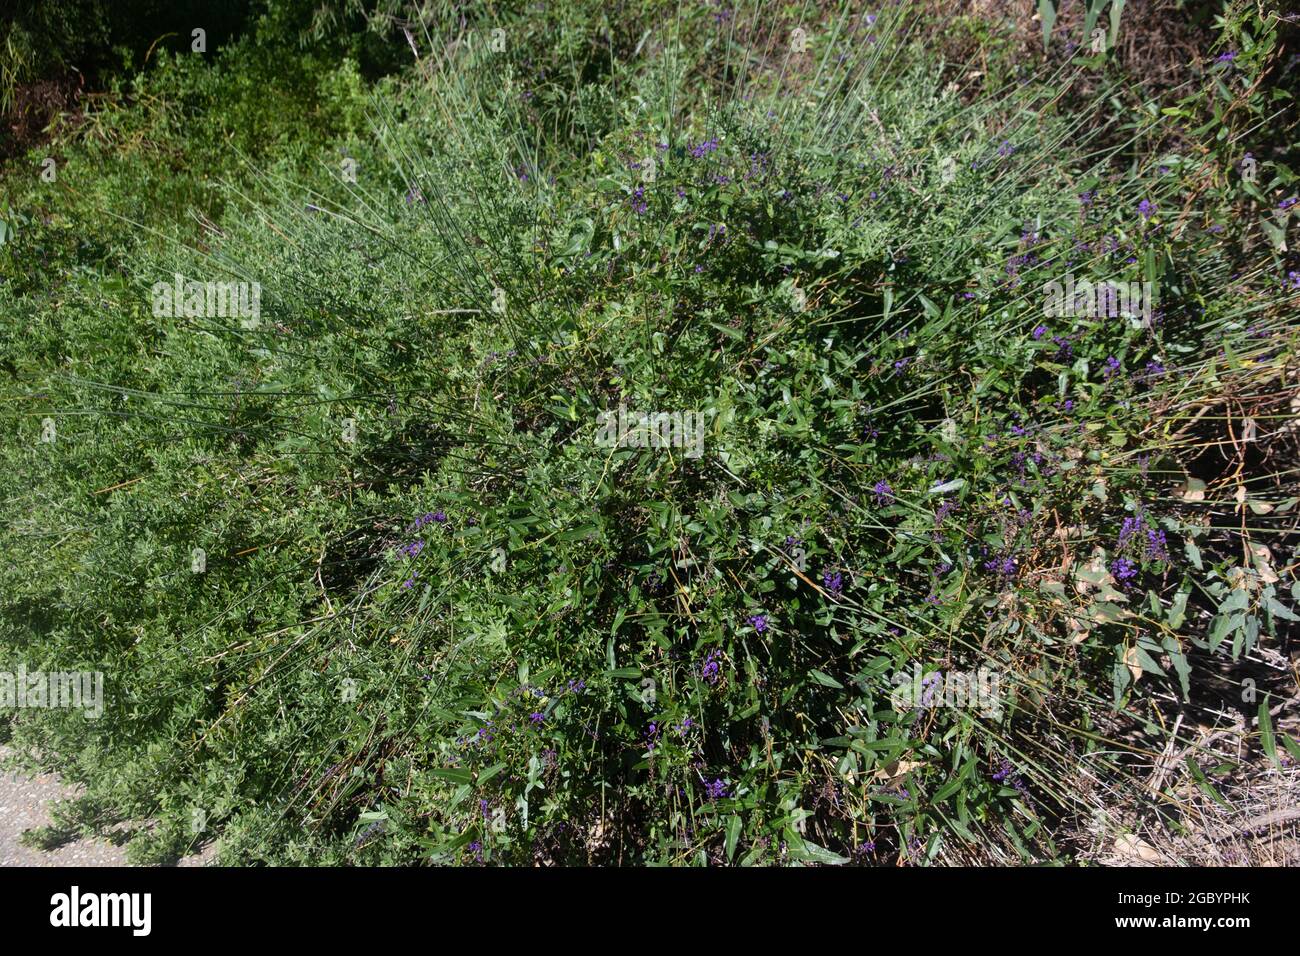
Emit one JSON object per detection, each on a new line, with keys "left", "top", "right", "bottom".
{"left": 0, "top": 746, "right": 216, "bottom": 867}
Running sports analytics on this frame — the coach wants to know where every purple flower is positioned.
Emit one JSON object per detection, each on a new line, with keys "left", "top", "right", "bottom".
{"left": 823, "top": 569, "right": 843, "bottom": 596}
{"left": 1216, "top": 50, "right": 1237, "bottom": 63}
{"left": 689, "top": 138, "right": 720, "bottom": 159}
{"left": 705, "top": 778, "right": 728, "bottom": 800}
{"left": 1032, "top": 324, "right": 1047, "bottom": 340}
{"left": 872, "top": 480, "right": 894, "bottom": 505}
{"left": 529, "top": 711, "right": 545, "bottom": 725}
{"left": 701, "top": 649, "right": 722, "bottom": 684}
{"left": 432, "top": 510, "right": 448, "bottom": 524}
{"left": 997, "top": 140, "right": 1015, "bottom": 158}
{"left": 748, "top": 614, "right": 769, "bottom": 634}
{"left": 1144, "top": 529, "right": 1169, "bottom": 562}
{"left": 919, "top": 671, "right": 942, "bottom": 706}
{"left": 1102, "top": 356, "right": 1121, "bottom": 381}
{"left": 1279, "top": 196, "right": 1298, "bottom": 211}
{"left": 1138, "top": 199, "right": 1156, "bottom": 221}
{"left": 1118, "top": 515, "right": 1141, "bottom": 548}
{"left": 992, "top": 760, "right": 1028, "bottom": 795}
{"left": 984, "top": 555, "right": 1018, "bottom": 577}
{"left": 1110, "top": 557, "right": 1138, "bottom": 582}
{"left": 629, "top": 186, "right": 648, "bottom": 215}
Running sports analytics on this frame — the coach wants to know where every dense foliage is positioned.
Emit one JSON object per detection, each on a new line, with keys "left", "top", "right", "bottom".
{"left": 2, "top": 1, "right": 1297, "bottom": 865}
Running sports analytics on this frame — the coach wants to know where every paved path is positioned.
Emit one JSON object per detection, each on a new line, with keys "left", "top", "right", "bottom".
{"left": 0, "top": 747, "right": 214, "bottom": 866}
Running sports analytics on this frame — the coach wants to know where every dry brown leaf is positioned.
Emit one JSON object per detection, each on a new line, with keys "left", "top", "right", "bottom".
{"left": 1114, "top": 834, "right": 1162, "bottom": 862}
{"left": 876, "top": 759, "right": 924, "bottom": 781}
{"left": 1123, "top": 645, "right": 1142, "bottom": 684}
{"left": 1250, "top": 543, "right": 1279, "bottom": 584}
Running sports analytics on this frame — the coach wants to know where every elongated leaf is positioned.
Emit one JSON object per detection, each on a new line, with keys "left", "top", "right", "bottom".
{"left": 428, "top": 767, "right": 474, "bottom": 785}
{"left": 1108, "top": 0, "right": 1125, "bottom": 46}
{"left": 1038, "top": 0, "right": 1057, "bottom": 50}
{"left": 725, "top": 815, "right": 742, "bottom": 861}
{"left": 1185, "top": 756, "right": 1230, "bottom": 809}
{"left": 1083, "top": 0, "right": 1105, "bottom": 43}
{"left": 810, "top": 669, "right": 844, "bottom": 688}
{"left": 1259, "top": 698, "right": 1280, "bottom": 769}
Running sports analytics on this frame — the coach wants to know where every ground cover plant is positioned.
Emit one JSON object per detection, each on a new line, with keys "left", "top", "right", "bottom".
{"left": 1, "top": 0, "right": 1298, "bottom": 866}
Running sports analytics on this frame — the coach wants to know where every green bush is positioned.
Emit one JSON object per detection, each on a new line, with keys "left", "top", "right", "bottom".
{"left": 2, "top": 1, "right": 1297, "bottom": 865}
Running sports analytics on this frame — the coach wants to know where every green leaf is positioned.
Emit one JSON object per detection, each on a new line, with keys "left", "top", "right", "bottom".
{"left": 725, "top": 815, "right": 742, "bottom": 862}
{"left": 932, "top": 760, "right": 974, "bottom": 802}
{"left": 928, "top": 478, "right": 965, "bottom": 495}
{"left": 1108, "top": 0, "right": 1125, "bottom": 46}
{"left": 428, "top": 767, "right": 474, "bottom": 785}
{"left": 1162, "top": 636, "right": 1191, "bottom": 701}
{"left": 1185, "top": 756, "right": 1230, "bottom": 809}
{"left": 809, "top": 669, "right": 844, "bottom": 688}
{"left": 1266, "top": 597, "right": 1300, "bottom": 622}
{"left": 604, "top": 667, "right": 642, "bottom": 679}
{"left": 790, "top": 839, "right": 849, "bottom": 865}
{"left": 1133, "top": 646, "right": 1164, "bottom": 676}
{"left": 1259, "top": 698, "right": 1280, "bottom": 769}
{"left": 1261, "top": 216, "right": 1287, "bottom": 251}
{"left": 1167, "top": 589, "right": 1189, "bottom": 629}
{"left": 1082, "top": 0, "right": 1105, "bottom": 43}
{"left": 1038, "top": 0, "right": 1057, "bottom": 50}
{"left": 1219, "top": 588, "right": 1249, "bottom": 614}
{"left": 1112, "top": 656, "right": 1130, "bottom": 704}
{"left": 422, "top": 828, "right": 475, "bottom": 859}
